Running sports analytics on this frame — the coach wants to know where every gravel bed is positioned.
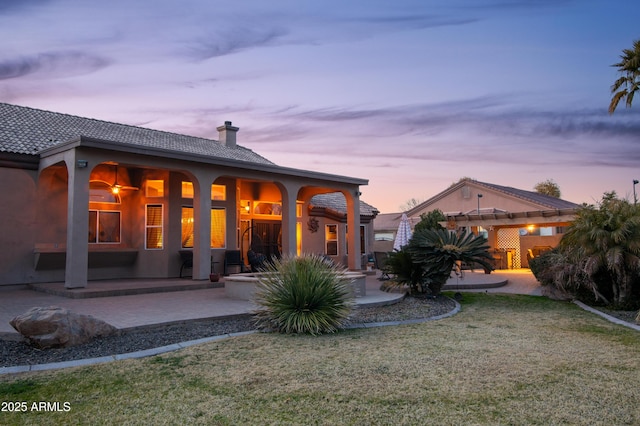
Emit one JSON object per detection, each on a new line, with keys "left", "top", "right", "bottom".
{"left": 1, "top": 295, "right": 456, "bottom": 368}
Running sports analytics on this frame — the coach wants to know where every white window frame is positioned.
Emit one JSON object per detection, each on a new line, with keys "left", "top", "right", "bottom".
{"left": 88, "top": 209, "right": 121, "bottom": 244}
{"left": 145, "top": 204, "right": 164, "bottom": 250}
{"left": 325, "top": 224, "right": 338, "bottom": 256}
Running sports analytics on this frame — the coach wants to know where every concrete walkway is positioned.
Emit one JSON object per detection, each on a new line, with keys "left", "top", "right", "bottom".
{"left": 447, "top": 269, "right": 542, "bottom": 296}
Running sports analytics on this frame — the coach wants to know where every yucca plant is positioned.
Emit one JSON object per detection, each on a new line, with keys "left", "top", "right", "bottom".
{"left": 253, "top": 254, "right": 354, "bottom": 335}
{"left": 408, "top": 228, "right": 494, "bottom": 295}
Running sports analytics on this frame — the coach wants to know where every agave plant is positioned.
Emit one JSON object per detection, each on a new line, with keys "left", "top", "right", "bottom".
{"left": 253, "top": 254, "right": 354, "bottom": 335}
{"left": 408, "top": 229, "right": 494, "bottom": 295}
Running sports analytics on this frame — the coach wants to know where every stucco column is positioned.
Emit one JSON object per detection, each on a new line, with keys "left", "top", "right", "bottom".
{"left": 192, "top": 173, "right": 212, "bottom": 280}
{"left": 64, "top": 152, "right": 90, "bottom": 288}
{"left": 279, "top": 181, "right": 301, "bottom": 258}
{"left": 345, "top": 189, "right": 362, "bottom": 270}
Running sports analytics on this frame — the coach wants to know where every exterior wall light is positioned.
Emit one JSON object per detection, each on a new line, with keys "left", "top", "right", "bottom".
{"left": 76, "top": 160, "right": 88, "bottom": 168}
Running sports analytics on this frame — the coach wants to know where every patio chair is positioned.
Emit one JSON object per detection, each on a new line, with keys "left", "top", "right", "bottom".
{"left": 247, "top": 249, "right": 267, "bottom": 272}
{"left": 224, "top": 250, "right": 245, "bottom": 275}
{"left": 373, "top": 251, "right": 391, "bottom": 280}
{"left": 179, "top": 250, "right": 193, "bottom": 278}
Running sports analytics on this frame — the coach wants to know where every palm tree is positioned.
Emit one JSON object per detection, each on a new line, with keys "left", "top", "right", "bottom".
{"left": 408, "top": 229, "right": 494, "bottom": 295}
{"left": 609, "top": 39, "right": 640, "bottom": 114}
{"left": 559, "top": 192, "right": 640, "bottom": 307}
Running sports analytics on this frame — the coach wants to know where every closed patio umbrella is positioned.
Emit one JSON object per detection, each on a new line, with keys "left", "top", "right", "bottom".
{"left": 393, "top": 213, "right": 413, "bottom": 251}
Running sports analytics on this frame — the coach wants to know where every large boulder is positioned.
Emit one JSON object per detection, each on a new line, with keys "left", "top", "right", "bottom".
{"left": 10, "top": 306, "right": 117, "bottom": 349}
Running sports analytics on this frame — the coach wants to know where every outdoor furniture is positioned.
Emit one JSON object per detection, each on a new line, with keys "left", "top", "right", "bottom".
{"left": 374, "top": 251, "right": 391, "bottom": 280}
{"left": 247, "top": 250, "right": 267, "bottom": 272}
{"left": 179, "top": 250, "right": 219, "bottom": 278}
{"left": 179, "top": 250, "right": 193, "bottom": 278}
{"left": 224, "top": 250, "right": 245, "bottom": 275}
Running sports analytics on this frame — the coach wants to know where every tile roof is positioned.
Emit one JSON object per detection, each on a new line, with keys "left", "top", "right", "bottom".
{"left": 406, "top": 178, "right": 580, "bottom": 217}
{"left": 0, "top": 103, "right": 274, "bottom": 165}
{"left": 473, "top": 180, "right": 580, "bottom": 210}
{"left": 373, "top": 212, "right": 419, "bottom": 231}
{"left": 310, "top": 192, "right": 379, "bottom": 217}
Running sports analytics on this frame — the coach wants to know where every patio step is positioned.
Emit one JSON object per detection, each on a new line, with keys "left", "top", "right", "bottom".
{"left": 28, "top": 280, "right": 224, "bottom": 299}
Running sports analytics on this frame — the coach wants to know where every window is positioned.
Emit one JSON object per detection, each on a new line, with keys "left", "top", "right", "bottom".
{"left": 375, "top": 233, "right": 394, "bottom": 241}
{"left": 211, "top": 184, "right": 226, "bottom": 201}
{"left": 477, "top": 226, "right": 489, "bottom": 239}
{"left": 180, "top": 207, "right": 226, "bottom": 249}
{"left": 182, "top": 181, "right": 226, "bottom": 201}
{"left": 254, "top": 202, "right": 282, "bottom": 216}
{"left": 540, "top": 227, "right": 553, "bottom": 236}
{"left": 296, "top": 202, "right": 303, "bottom": 218}
{"left": 211, "top": 208, "right": 226, "bottom": 248}
{"left": 88, "top": 210, "right": 121, "bottom": 243}
{"left": 520, "top": 226, "right": 544, "bottom": 236}
{"left": 146, "top": 204, "right": 163, "bottom": 249}
{"left": 181, "top": 207, "right": 194, "bottom": 248}
{"left": 146, "top": 180, "right": 164, "bottom": 198}
{"left": 89, "top": 181, "right": 120, "bottom": 203}
{"left": 182, "top": 181, "right": 194, "bottom": 199}
{"left": 325, "top": 224, "right": 338, "bottom": 256}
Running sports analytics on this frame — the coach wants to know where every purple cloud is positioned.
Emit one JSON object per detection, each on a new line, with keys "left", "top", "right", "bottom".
{"left": 0, "top": 51, "right": 110, "bottom": 80}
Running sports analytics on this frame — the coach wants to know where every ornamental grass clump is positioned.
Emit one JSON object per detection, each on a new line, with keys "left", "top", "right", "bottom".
{"left": 253, "top": 255, "right": 354, "bottom": 335}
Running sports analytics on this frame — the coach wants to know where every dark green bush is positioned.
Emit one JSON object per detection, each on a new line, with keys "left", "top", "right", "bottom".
{"left": 385, "top": 247, "right": 428, "bottom": 294}
{"left": 532, "top": 193, "right": 640, "bottom": 309}
{"left": 386, "top": 229, "right": 493, "bottom": 296}
{"left": 253, "top": 255, "right": 354, "bottom": 335}
{"left": 409, "top": 229, "right": 493, "bottom": 295}
{"left": 529, "top": 250, "right": 562, "bottom": 287}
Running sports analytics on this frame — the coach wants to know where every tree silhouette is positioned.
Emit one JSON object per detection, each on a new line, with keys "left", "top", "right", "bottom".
{"left": 609, "top": 39, "right": 640, "bottom": 114}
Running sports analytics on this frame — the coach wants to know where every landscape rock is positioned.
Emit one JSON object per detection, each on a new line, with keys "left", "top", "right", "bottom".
{"left": 10, "top": 306, "right": 117, "bottom": 349}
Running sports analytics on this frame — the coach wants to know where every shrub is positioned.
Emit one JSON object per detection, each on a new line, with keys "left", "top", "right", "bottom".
{"left": 408, "top": 229, "right": 493, "bottom": 296}
{"left": 530, "top": 249, "right": 602, "bottom": 303}
{"left": 530, "top": 193, "right": 640, "bottom": 309}
{"left": 385, "top": 247, "right": 428, "bottom": 294}
{"left": 530, "top": 249, "right": 564, "bottom": 287}
{"left": 253, "top": 255, "right": 354, "bottom": 335}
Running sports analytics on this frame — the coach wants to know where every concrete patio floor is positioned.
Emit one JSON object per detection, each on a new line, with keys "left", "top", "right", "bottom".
{"left": 0, "top": 269, "right": 540, "bottom": 337}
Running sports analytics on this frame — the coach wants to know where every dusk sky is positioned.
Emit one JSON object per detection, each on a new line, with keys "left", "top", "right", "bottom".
{"left": 1, "top": 0, "right": 639, "bottom": 213}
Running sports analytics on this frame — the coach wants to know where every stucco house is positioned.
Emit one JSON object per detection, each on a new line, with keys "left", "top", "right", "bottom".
{"left": 0, "top": 103, "right": 376, "bottom": 288}
{"left": 374, "top": 178, "right": 580, "bottom": 269}
{"left": 308, "top": 192, "right": 379, "bottom": 267}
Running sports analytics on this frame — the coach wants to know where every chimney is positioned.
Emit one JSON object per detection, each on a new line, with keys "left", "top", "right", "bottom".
{"left": 217, "top": 121, "right": 239, "bottom": 148}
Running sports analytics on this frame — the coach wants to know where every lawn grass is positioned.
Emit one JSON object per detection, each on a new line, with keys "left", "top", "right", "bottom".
{"left": 1, "top": 293, "right": 639, "bottom": 425}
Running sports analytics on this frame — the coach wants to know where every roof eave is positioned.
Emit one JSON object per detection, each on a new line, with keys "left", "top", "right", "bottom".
{"left": 39, "top": 136, "right": 369, "bottom": 186}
